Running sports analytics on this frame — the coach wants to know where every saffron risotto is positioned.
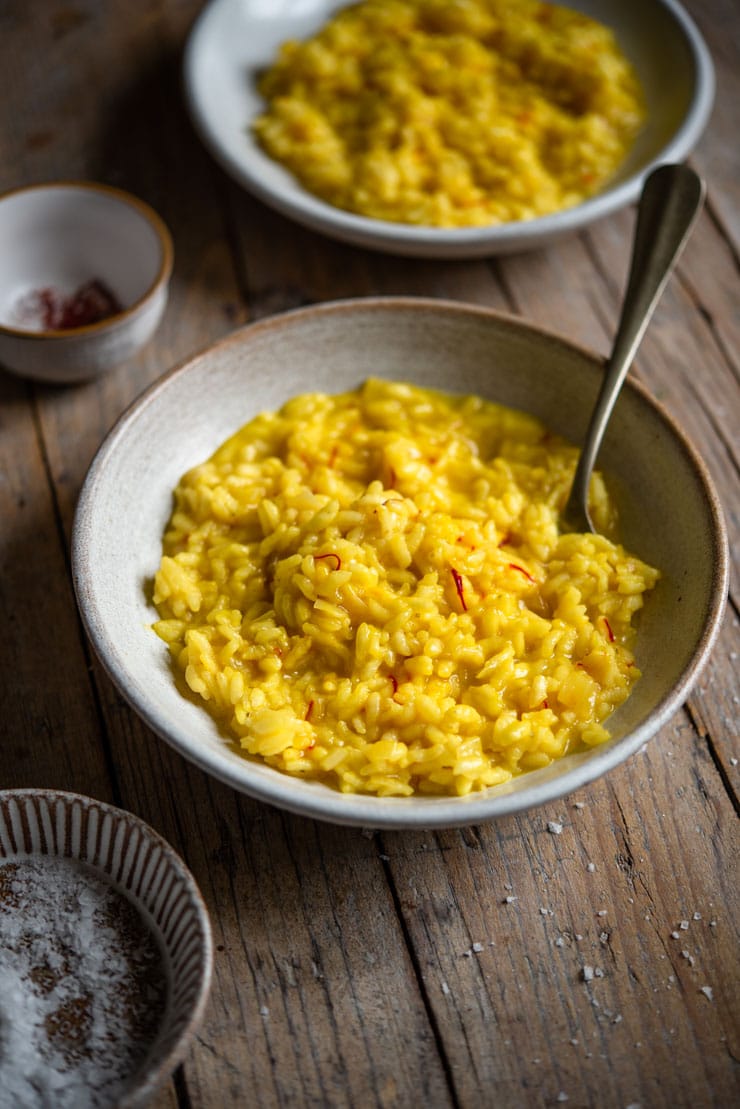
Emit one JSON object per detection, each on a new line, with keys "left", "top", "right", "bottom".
{"left": 253, "top": 0, "right": 645, "bottom": 227}
{"left": 152, "top": 380, "right": 659, "bottom": 798}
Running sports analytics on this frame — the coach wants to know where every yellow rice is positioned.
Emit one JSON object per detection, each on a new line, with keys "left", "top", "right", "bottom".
{"left": 152, "top": 380, "right": 659, "bottom": 798}
{"left": 253, "top": 0, "right": 645, "bottom": 227}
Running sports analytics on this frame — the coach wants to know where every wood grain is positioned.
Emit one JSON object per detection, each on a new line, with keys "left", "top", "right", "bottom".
{"left": 0, "top": 2, "right": 737, "bottom": 1107}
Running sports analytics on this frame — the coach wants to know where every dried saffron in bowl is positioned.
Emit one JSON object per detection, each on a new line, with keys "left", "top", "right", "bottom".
{"left": 16, "top": 279, "right": 123, "bottom": 331}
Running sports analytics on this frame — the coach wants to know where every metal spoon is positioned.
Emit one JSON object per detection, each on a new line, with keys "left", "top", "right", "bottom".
{"left": 561, "top": 163, "right": 705, "bottom": 534}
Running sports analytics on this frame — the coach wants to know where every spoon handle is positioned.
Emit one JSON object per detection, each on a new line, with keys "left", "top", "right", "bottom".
{"left": 562, "top": 164, "right": 705, "bottom": 532}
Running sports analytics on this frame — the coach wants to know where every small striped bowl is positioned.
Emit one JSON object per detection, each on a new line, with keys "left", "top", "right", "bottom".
{"left": 0, "top": 789, "right": 213, "bottom": 1107}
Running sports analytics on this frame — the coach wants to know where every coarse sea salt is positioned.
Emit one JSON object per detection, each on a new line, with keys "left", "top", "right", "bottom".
{"left": 0, "top": 855, "right": 167, "bottom": 1109}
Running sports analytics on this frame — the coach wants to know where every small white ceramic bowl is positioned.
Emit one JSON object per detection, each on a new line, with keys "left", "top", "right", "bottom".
{"left": 184, "top": 0, "right": 715, "bottom": 257}
{"left": 0, "top": 789, "right": 212, "bottom": 1107}
{"left": 0, "top": 182, "right": 173, "bottom": 383}
{"left": 72, "top": 299, "right": 728, "bottom": 829}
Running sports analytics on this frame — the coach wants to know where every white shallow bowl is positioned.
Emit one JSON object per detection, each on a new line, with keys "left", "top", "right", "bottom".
{"left": 184, "top": 0, "right": 715, "bottom": 258}
{"left": 72, "top": 298, "right": 728, "bottom": 829}
{"left": 0, "top": 789, "right": 213, "bottom": 1107}
{"left": 0, "top": 182, "right": 173, "bottom": 383}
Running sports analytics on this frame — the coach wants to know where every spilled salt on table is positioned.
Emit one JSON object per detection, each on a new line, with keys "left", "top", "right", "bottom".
{"left": 0, "top": 854, "right": 167, "bottom": 1108}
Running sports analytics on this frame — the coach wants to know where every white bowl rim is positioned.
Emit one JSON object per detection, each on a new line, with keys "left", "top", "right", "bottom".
{"left": 0, "top": 180, "right": 174, "bottom": 341}
{"left": 183, "top": 0, "right": 716, "bottom": 256}
{"left": 0, "top": 786, "right": 214, "bottom": 1103}
{"left": 72, "top": 296, "right": 729, "bottom": 828}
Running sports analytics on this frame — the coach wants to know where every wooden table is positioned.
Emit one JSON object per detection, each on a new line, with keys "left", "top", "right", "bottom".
{"left": 2, "top": 2, "right": 738, "bottom": 1106}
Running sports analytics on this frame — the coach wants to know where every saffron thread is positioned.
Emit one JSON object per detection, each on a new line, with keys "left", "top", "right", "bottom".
{"left": 314, "top": 553, "right": 341, "bottom": 570}
{"left": 508, "top": 562, "right": 536, "bottom": 584}
{"left": 451, "top": 567, "right": 467, "bottom": 611}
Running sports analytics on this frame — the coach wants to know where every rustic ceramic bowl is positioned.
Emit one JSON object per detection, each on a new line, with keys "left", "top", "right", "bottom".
{"left": 0, "top": 789, "right": 212, "bottom": 1106}
{"left": 184, "top": 0, "right": 714, "bottom": 257}
{"left": 72, "top": 299, "right": 728, "bottom": 829}
{"left": 0, "top": 182, "right": 173, "bottom": 383}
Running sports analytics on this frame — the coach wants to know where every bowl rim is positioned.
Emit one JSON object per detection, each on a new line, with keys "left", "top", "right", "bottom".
{"left": 0, "top": 180, "right": 174, "bottom": 341}
{"left": 0, "top": 786, "right": 214, "bottom": 1104}
{"left": 72, "top": 296, "right": 729, "bottom": 828}
{"left": 183, "top": 0, "right": 716, "bottom": 257}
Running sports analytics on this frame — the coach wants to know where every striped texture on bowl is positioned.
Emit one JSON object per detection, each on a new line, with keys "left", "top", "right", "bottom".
{"left": 0, "top": 789, "right": 213, "bottom": 1108}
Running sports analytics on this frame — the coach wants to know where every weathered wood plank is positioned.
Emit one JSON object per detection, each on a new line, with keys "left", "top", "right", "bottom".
{"left": 0, "top": 371, "right": 115, "bottom": 797}
{"left": 227, "top": 184, "right": 514, "bottom": 317}
{"left": 379, "top": 722, "right": 739, "bottom": 1108}
{"left": 685, "top": 0, "right": 740, "bottom": 254}
{"left": 186, "top": 790, "right": 451, "bottom": 1108}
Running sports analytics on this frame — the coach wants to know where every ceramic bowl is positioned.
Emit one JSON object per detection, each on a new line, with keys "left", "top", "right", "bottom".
{"left": 72, "top": 298, "right": 728, "bottom": 829}
{"left": 0, "top": 789, "right": 212, "bottom": 1107}
{"left": 184, "top": 0, "right": 714, "bottom": 257}
{"left": 0, "top": 182, "right": 173, "bottom": 383}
